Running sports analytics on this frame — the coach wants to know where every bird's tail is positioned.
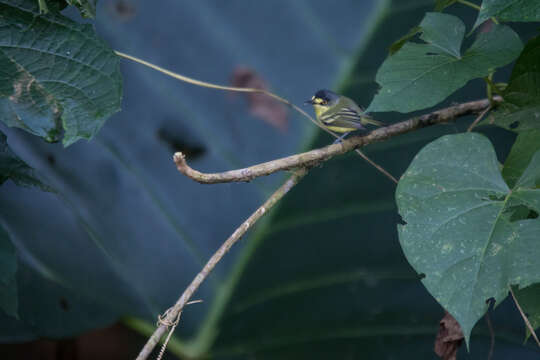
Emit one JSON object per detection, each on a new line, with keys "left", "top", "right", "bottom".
{"left": 362, "top": 116, "right": 385, "bottom": 127}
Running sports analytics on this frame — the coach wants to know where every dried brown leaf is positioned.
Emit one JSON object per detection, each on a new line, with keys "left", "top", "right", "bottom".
{"left": 434, "top": 311, "right": 464, "bottom": 360}
{"left": 230, "top": 67, "right": 288, "bottom": 132}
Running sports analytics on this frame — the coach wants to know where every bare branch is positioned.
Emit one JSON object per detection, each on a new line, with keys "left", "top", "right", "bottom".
{"left": 115, "top": 50, "right": 397, "bottom": 184}
{"left": 175, "top": 98, "right": 500, "bottom": 184}
{"left": 135, "top": 168, "right": 308, "bottom": 360}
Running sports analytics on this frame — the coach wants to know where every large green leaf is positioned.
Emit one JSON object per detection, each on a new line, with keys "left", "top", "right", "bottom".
{"left": 0, "top": 225, "right": 17, "bottom": 318}
{"left": 396, "top": 132, "right": 540, "bottom": 343}
{"left": 0, "top": 0, "right": 121, "bottom": 145}
{"left": 484, "top": 36, "right": 540, "bottom": 133}
{"left": 367, "top": 12, "right": 522, "bottom": 113}
{"left": 0, "top": 0, "right": 381, "bottom": 342}
{"left": 474, "top": 0, "right": 540, "bottom": 29}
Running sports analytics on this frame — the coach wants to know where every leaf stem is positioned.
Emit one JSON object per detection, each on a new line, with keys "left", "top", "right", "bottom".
{"left": 457, "top": 0, "right": 481, "bottom": 11}
{"left": 509, "top": 287, "right": 540, "bottom": 348}
{"left": 37, "top": 0, "right": 48, "bottom": 14}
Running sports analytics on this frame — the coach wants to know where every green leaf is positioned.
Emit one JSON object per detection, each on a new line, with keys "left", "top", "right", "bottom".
{"left": 0, "top": 131, "right": 51, "bottom": 191}
{"left": 514, "top": 284, "right": 540, "bottom": 341}
{"left": 484, "top": 36, "right": 540, "bottom": 133}
{"left": 396, "top": 133, "right": 540, "bottom": 344}
{"left": 0, "top": 225, "right": 17, "bottom": 318}
{"left": 474, "top": 0, "right": 540, "bottom": 29}
{"left": 65, "top": 0, "right": 96, "bottom": 18}
{"left": 367, "top": 13, "right": 523, "bottom": 113}
{"left": 0, "top": 0, "right": 121, "bottom": 146}
{"left": 503, "top": 130, "right": 540, "bottom": 188}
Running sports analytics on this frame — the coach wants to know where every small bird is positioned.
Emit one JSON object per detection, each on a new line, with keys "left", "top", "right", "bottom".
{"left": 305, "top": 89, "right": 383, "bottom": 142}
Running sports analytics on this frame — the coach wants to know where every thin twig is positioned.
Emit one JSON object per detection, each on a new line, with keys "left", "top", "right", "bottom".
{"left": 174, "top": 98, "right": 500, "bottom": 184}
{"left": 485, "top": 302, "right": 495, "bottom": 360}
{"left": 354, "top": 149, "right": 398, "bottom": 184}
{"left": 467, "top": 105, "right": 491, "bottom": 132}
{"left": 114, "top": 51, "right": 397, "bottom": 184}
{"left": 135, "top": 168, "right": 308, "bottom": 360}
{"left": 509, "top": 287, "right": 540, "bottom": 348}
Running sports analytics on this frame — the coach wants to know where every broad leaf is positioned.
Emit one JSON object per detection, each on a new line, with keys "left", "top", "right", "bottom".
{"left": 503, "top": 130, "right": 540, "bottom": 188}
{"left": 474, "top": 0, "right": 540, "bottom": 29}
{"left": 396, "top": 132, "right": 540, "bottom": 343}
{"left": 367, "top": 13, "right": 522, "bottom": 113}
{"left": 0, "top": 0, "right": 121, "bottom": 145}
{"left": 0, "top": 225, "right": 17, "bottom": 318}
{"left": 484, "top": 36, "right": 540, "bottom": 133}
{"left": 0, "top": 131, "right": 51, "bottom": 191}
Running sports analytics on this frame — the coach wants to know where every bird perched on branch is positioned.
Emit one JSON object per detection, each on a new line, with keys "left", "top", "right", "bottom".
{"left": 305, "top": 89, "right": 383, "bottom": 142}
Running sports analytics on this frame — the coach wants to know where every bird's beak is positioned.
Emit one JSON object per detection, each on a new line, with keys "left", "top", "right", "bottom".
{"left": 304, "top": 99, "right": 314, "bottom": 105}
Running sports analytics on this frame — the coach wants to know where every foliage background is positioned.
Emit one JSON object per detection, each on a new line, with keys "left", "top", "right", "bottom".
{"left": 0, "top": 0, "right": 539, "bottom": 358}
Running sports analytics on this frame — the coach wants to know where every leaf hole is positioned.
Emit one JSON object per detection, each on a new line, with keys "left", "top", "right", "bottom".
{"left": 418, "top": 273, "right": 426, "bottom": 280}
{"left": 509, "top": 121, "right": 520, "bottom": 129}
{"left": 59, "top": 297, "right": 69, "bottom": 311}
{"left": 46, "top": 154, "right": 55, "bottom": 166}
{"left": 156, "top": 128, "right": 205, "bottom": 160}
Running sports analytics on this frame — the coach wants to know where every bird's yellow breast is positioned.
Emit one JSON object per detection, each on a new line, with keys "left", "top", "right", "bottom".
{"left": 313, "top": 104, "right": 330, "bottom": 118}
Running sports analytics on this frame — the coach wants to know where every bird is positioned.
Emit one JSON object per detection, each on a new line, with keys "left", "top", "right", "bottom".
{"left": 305, "top": 89, "right": 383, "bottom": 142}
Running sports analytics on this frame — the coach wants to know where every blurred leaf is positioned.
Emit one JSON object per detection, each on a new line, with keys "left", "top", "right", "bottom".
{"left": 396, "top": 133, "right": 540, "bottom": 343}
{"left": 0, "top": 131, "right": 51, "bottom": 191}
{"left": 0, "top": 0, "right": 121, "bottom": 145}
{"left": 503, "top": 130, "right": 540, "bottom": 188}
{"left": 514, "top": 284, "right": 540, "bottom": 341}
{"left": 474, "top": 0, "right": 540, "bottom": 29}
{"left": 484, "top": 36, "right": 540, "bottom": 133}
{"left": 230, "top": 67, "right": 288, "bottom": 132}
{"left": 1, "top": 0, "right": 390, "bottom": 343}
{"left": 367, "top": 13, "right": 522, "bottom": 113}
{"left": 0, "top": 225, "right": 17, "bottom": 318}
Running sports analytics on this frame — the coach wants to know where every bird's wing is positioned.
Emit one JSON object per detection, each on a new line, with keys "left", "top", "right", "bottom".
{"left": 320, "top": 108, "right": 367, "bottom": 130}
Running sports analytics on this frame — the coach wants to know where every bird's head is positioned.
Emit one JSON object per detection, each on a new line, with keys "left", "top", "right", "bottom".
{"left": 304, "top": 89, "right": 340, "bottom": 110}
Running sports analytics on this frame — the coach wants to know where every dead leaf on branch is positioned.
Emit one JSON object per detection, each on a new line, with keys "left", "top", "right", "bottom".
{"left": 435, "top": 311, "right": 464, "bottom": 360}
{"left": 230, "top": 67, "right": 288, "bottom": 132}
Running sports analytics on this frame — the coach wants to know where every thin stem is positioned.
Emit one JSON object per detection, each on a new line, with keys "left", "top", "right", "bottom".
{"left": 485, "top": 303, "right": 495, "bottom": 360}
{"left": 174, "top": 98, "right": 499, "bottom": 184}
{"left": 114, "top": 51, "right": 397, "bottom": 184}
{"left": 467, "top": 105, "right": 491, "bottom": 132}
{"left": 37, "top": 0, "right": 48, "bottom": 13}
{"left": 457, "top": 0, "right": 481, "bottom": 11}
{"left": 135, "top": 168, "right": 308, "bottom": 360}
{"left": 509, "top": 287, "right": 540, "bottom": 348}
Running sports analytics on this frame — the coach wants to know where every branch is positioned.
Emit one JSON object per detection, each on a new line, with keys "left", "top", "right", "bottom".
{"left": 115, "top": 50, "right": 398, "bottom": 184}
{"left": 135, "top": 168, "right": 308, "bottom": 360}
{"left": 175, "top": 97, "right": 500, "bottom": 184}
